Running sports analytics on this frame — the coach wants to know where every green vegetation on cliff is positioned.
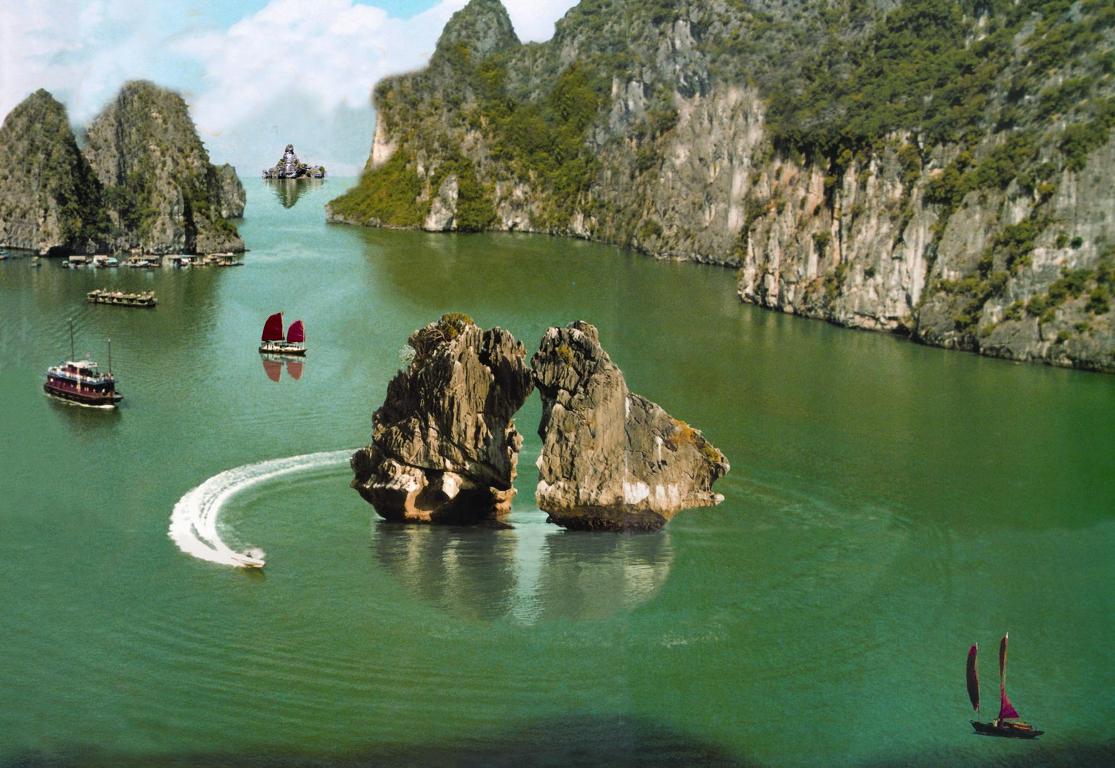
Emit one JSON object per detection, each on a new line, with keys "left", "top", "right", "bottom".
{"left": 83, "top": 81, "right": 244, "bottom": 253}
{"left": 0, "top": 90, "right": 107, "bottom": 253}
{"left": 329, "top": 149, "right": 425, "bottom": 228}
{"left": 0, "top": 83, "right": 243, "bottom": 255}
{"left": 769, "top": 1, "right": 1115, "bottom": 156}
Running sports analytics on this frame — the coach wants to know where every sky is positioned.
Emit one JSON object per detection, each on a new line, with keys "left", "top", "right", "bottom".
{"left": 0, "top": 0, "right": 578, "bottom": 175}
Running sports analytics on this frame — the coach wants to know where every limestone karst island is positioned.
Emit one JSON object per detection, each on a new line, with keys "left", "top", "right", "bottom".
{"left": 1, "top": 1, "right": 1113, "bottom": 767}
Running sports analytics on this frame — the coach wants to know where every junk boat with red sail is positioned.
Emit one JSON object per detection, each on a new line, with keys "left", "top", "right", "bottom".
{"left": 258, "top": 312, "right": 306, "bottom": 356}
{"left": 43, "top": 325, "right": 123, "bottom": 409}
{"left": 966, "top": 633, "right": 1043, "bottom": 738}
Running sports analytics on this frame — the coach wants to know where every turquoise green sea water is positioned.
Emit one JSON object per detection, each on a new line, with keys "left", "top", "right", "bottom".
{"left": 1, "top": 180, "right": 1112, "bottom": 767}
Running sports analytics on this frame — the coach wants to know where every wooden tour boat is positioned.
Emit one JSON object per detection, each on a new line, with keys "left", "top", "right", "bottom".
{"left": 43, "top": 323, "right": 123, "bottom": 409}
{"left": 967, "top": 634, "right": 1043, "bottom": 739}
{"left": 258, "top": 312, "right": 306, "bottom": 356}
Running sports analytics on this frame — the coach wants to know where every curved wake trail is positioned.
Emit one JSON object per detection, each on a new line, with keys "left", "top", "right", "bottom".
{"left": 169, "top": 450, "right": 353, "bottom": 567}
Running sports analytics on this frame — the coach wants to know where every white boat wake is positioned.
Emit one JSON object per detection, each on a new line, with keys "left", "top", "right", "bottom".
{"left": 169, "top": 449, "right": 353, "bottom": 568}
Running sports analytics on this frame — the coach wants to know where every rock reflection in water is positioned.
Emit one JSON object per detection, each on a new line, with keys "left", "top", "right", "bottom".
{"left": 531, "top": 528, "right": 673, "bottom": 622}
{"left": 374, "top": 524, "right": 518, "bottom": 621}
{"left": 373, "top": 515, "right": 673, "bottom": 623}
{"left": 265, "top": 177, "right": 323, "bottom": 208}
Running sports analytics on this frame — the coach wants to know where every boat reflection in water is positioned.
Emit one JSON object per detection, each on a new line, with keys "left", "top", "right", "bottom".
{"left": 372, "top": 513, "right": 673, "bottom": 623}
{"left": 260, "top": 355, "right": 304, "bottom": 382}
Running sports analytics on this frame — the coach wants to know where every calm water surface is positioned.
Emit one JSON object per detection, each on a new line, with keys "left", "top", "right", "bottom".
{"left": 1, "top": 180, "right": 1112, "bottom": 767}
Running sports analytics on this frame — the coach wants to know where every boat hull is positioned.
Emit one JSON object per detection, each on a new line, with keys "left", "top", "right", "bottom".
{"left": 258, "top": 342, "right": 306, "bottom": 357}
{"left": 230, "top": 553, "right": 266, "bottom": 569}
{"left": 970, "top": 720, "right": 1044, "bottom": 739}
{"left": 43, "top": 383, "right": 122, "bottom": 409}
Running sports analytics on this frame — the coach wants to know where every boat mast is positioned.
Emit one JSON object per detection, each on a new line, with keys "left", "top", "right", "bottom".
{"left": 108, "top": 338, "right": 112, "bottom": 374}
{"left": 69, "top": 320, "right": 75, "bottom": 360}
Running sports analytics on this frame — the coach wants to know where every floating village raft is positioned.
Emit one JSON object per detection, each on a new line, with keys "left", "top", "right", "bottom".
{"left": 86, "top": 288, "right": 157, "bottom": 308}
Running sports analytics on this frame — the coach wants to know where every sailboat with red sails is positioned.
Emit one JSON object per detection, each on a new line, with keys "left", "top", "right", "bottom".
{"left": 258, "top": 312, "right": 306, "bottom": 356}
{"left": 967, "top": 633, "right": 1043, "bottom": 738}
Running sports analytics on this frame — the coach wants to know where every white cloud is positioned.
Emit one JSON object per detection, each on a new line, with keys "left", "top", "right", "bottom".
{"left": 504, "top": 0, "right": 576, "bottom": 43}
{"left": 0, "top": 0, "right": 579, "bottom": 174}
{"left": 177, "top": 0, "right": 469, "bottom": 156}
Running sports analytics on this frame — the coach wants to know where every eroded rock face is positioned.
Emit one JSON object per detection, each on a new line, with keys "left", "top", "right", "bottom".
{"left": 0, "top": 90, "right": 106, "bottom": 254}
{"left": 351, "top": 314, "right": 534, "bottom": 524}
{"left": 215, "top": 163, "right": 246, "bottom": 218}
{"left": 83, "top": 80, "right": 245, "bottom": 254}
{"left": 532, "top": 321, "right": 729, "bottom": 531}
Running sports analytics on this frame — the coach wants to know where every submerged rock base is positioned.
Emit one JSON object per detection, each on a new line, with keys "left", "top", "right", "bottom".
{"left": 352, "top": 446, "right": 516, "bottom": 524}
{"left": 351, "top": 314, "right": 533, "bottom": 524}
{"left": 532, "top": 321, "right": 729, "bottom": 531}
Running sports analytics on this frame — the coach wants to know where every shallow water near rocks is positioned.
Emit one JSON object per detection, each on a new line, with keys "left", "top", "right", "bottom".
{"left": 1, "top": 179, "right": 1112, "bottom": 767}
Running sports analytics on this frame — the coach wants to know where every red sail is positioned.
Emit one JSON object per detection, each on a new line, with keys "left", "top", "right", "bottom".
{"left": 261, "top": 312, "right": 284, "bottom": 342}
{"left": 999, "top": 633, "right": 1020, "bottom": 720}
{"left": 286, "top": 319, "right": 304, "bottom": 344}
{"left": 966, "top": 644, "right": 980, "bottom": 712}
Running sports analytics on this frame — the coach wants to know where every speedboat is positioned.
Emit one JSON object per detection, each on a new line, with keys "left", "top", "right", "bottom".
{"left": 231, "top": 548, "right": 266, "bottom": 569}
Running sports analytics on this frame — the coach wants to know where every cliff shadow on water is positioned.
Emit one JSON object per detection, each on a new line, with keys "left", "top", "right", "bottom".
{"left": 5, "top": 726, "right": 1112, "bottom": 768}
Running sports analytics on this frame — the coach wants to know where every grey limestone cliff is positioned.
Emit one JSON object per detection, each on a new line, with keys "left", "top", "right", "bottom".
{"left": 330, "top": 0, "right": 1115, "bottom": 372}
{"left": 351, "top": 314, "right": 534, "bottom": 524}
{"left": 532, "top": 321, "right": 729, "bottom": 531}
{"left": 0, "top": 90, "right": 106, "bottom": 254}
{"left": 83, "top": 81, "right": 245, "bottom": 254}
{"left": 0, "top": 83, "right": 244, "bottom": 256}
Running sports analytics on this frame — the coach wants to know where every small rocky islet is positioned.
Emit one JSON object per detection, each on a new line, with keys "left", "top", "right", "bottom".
{"left": 0, "top": 82, "right": 244, "bottom": 257}
{"left": 352, "top": 315, "right": 728, "bottom": 531}
{"left": 262, "top": 144, "right": 325, "bottom": 179}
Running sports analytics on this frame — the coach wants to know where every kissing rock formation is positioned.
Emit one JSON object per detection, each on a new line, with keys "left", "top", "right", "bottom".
{"left": 351, "top": 314, "right": 534, "bottom": 524}
{"left": 532, "top": 321, "right": 729, "bottom": 531}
